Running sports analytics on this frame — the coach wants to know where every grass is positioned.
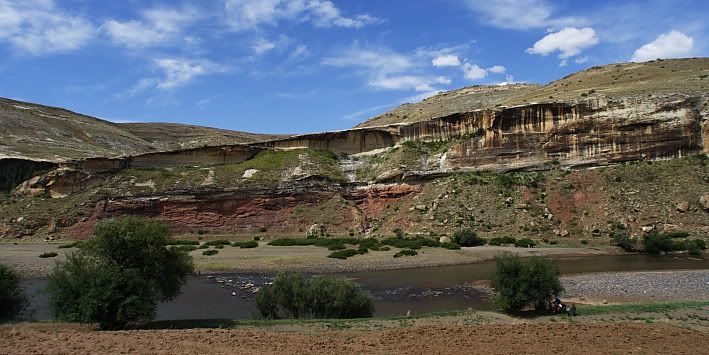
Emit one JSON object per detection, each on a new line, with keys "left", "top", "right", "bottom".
{"left": 573, "top": 300, "right": 709, "bottom": 316}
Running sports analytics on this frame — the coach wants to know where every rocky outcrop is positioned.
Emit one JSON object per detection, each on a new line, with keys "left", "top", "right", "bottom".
{"left": 13, "top": 169, "right": 103, "bottom": 198}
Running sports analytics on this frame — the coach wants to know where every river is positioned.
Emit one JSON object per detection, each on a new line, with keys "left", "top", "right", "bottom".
{"left": 22, "top": 254, "right": 709, "bottom": 320}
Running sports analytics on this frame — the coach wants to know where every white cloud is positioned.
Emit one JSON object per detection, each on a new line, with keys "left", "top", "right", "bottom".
{"left": 323, "top": 47, "right": 414, "bottom": 74}
{"left": 574, "top": 56, "right": 589, "bottom": 64}
{"left": 154, "top": 58, "right": 225, "bottom": 89}
{"left": 370, "top": 75, "right": 450, "bottom": 92}
{"left": 324, "top": 46, "right": 452, "bottom": 93}
{"left": 401, "top": 90, "right": 442, "bottom": 104}
{"left": 0, "top": 0, "right": 94, "bottom": 55}
{"left": 120, "top": 58, "right": 226, "bottom": 98}
{"left": 631, "top": 30, "right": 694, "bottom": 62}
{"left": 487, "top": 65, "right": 506, "bottom": 73}
{"left": 465, "top": 0, "right": 583, "bottom": 30}
{"left": 104, "top": 6, "right": 199, "bottom": 48}
{"left": 462, "top": 63, "right": 487, "bottom": 81}
{"left": 342, "top": 103, "right": 392, "bottom": 120}
{"left": 224, "top": 0, "right": 380, "bottom": 31}
{"left": 432, "top": 54, "right": 461, "bottom": 67}
{"left": 252, "top": 38, "right": 276, "bottom": 54}
{"left": 288, "top": 44, "right": 309, "bottom": 60}
{"left": 526, "top": 27, "right": 599, "bottom": 59}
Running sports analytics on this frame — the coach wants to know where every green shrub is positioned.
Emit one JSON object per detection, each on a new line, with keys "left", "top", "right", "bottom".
{"left": 490, "top": 253, "right": 563, "bottom": 313}
{"left": 441, "top": 242, "right": 461, "bottom": 250}
{"left": 256, "top": 272, "right": 373, "bottom": 319}
{"left": 686, "top": 240, "right": 706, "bottom": 256}
{"left": 239, "top": 241, "right": 259, "bottom": 249}
{"left": 382, "top": 238, "right": 422, "bottom": 250}
{"left": 47, "top": 217, "right": 193, "bottom": 329}
{"left": 202, "top": 249, "right": 219, "bottom": 256}
{"left": 214, "top": 245, "right": 225, "bottom": 249}
{"left": 327, "top": 249, "right": 361, "bottom": 260}
{"left": 198, "top": 244, "right": 209, "bottom": 249}
{"left": 393, "top": 228, "right": 406, "bottom": 239}
{"left": 0, "top": 263, "right": 28, "bottom": 322}
{"left": 393, "top": 249, "right": 418, "bottom": 258}
{"left": 612, "top": 231, "right": 635, "bottom": 252}
{"left": 643, "top": 233, "right": 674, "bottom": 253}
{"left": 165, "top": 239, "right": 199, "bottom": 246}
{"left": 580, "top": 240, "right": 589, "bottom": 245}
{"left": 514, "top": 238, "right": 536, "bottom": 248}
{"left": 328, "top": 244, "right": 346, "bottom": 251}
{"left": 170, "top": 245, "right": 197, "bottom": 253}
{"left": 489, "top": 236, "right": 517, "bottom": 246}
{"left": 203, "top": 240, "right": 232, "bottom": 247}
{"left": 58, "top": 241, "right": 83, "bottom": 249}
{"left": 664, "top": 231, "right": 690, "bottom": 239}
{"left": 453, "top": 229, "right": 486, "bottom": 247}
{"left": 379, "top": 246, "right": 391, "bottom": 251}
{"left": 39, "top": 252, "right": 58, "bottom": 258}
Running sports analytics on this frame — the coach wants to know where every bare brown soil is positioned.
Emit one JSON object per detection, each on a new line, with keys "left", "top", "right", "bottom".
{"left": 2, "top": 322, "right": 707, "bottom": 354}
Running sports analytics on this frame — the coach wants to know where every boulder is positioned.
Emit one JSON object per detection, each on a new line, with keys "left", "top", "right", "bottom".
{"left": 415, "top": 204, "right": 428, "bottom": 212}
{"left": 700, "top": 194, "right": 709, "bottom": 211}
{"left": 676, "top": 201, "right": 690, "bottom": 213}
{"left": 439, "top": 236, "right": 451, "bottom": 243}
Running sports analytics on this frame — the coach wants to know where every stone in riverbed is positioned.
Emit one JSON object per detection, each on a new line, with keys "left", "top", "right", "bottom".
{"left": 676, "top": 201, "right": 690, "bottom": 213}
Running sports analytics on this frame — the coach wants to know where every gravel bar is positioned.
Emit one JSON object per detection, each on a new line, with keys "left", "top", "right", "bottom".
{"left": 562, "top": 270, "right": 709, "bottom": 302}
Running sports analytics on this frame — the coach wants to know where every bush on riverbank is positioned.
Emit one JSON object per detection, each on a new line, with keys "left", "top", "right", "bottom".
{"left": 234, "top": 241, "right": 259, "bottom": 249}
{"left": 489, "top": 236, "right": 517, "bottom": 246}
{"left": 453, "top": 229, "right": 487, "bottom": 247}
{"left": 0, "top": 263, "right": 28, "bottom": 323}
{"left": 514, "top": 238, "right": 536, "bottom": 248}
{"left": 47, "top": 217, "right": 194, "bottom": 330}
{"left": 202, "top": 249, "right": 219, "bottom": 256}
{"left": 393, "top": 249, "right": 418, "bottom": 258}
{"left": 256, "top": 272, "right": 373, "bottom": 319}
{"left": 491, "top": 253, "right": 563, "bottom": 313}
{"left": 38, "top": 251, "right": 58, "bottom": 258}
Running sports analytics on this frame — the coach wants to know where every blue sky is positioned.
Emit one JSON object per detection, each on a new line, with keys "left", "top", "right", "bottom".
{"left": 0, "top": 0, "right": 706, "bottom": 134}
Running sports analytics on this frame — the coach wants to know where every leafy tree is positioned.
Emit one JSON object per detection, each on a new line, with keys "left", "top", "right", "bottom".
{"left": 642, "top": 233, "right": 674, "bottom": 254}
{"left": 0, "top": 263, "right": 28, "bottom": 322}
{"left": 256, "top": 271, "right": 373, "bottom": 319}
{"left": 490, "top": 253, "right": 563, "bottom": 313}
{"left": 47, "top": 217, "right": 193, "bottom": 329}
{"left": 453, "top": 229, "right": 487, "bottom": 247}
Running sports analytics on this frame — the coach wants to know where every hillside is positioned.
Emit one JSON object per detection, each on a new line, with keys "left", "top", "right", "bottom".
{"left": 0, "top": 98, "right": 280, "bottom": 162}
{"left": 357, "top": 58, "right": 709, "bottom": 128}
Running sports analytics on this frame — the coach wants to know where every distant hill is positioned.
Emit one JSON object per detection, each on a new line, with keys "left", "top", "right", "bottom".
{"left": 0, "top": 98, "right": 283, "bottom": 162}
{"left": 356, "top": 57, "right": 709, "bottom": 128}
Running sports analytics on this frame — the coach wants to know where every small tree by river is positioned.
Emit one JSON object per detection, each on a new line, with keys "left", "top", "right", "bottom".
{"left": 491, "top": 253, "right": 563, "bottom": 313}
{"left": 47, "top": 217, "right": 193, "bottom": 329}
{"left": 257, "top": 271, "right": 374, "bottom": 319}
{"left": 0, "top": 263, "right": 29, "bottom": 322}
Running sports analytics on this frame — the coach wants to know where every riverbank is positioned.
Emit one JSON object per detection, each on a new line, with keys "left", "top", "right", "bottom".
{"left": 2, "top": 301, "right": 708, "bottom": 354}
{"left": 0, "top": 241, "right": 619, "bottom": 277}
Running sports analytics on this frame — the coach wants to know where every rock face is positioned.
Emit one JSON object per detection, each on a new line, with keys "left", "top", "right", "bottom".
{"left": 260, "top": 95, "right": 706, "bottom": 173}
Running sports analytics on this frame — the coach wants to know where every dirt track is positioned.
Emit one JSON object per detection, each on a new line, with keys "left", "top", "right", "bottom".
{"left": 2, "top": 323, "right": 707, "bottom": 354}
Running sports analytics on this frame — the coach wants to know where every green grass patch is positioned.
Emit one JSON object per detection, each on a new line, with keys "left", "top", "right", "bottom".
{"left": 393, "top": 249, "right": 418, "bottom": 258}
{"left": 575, "top": 300, "right": 709, "bottom": 316}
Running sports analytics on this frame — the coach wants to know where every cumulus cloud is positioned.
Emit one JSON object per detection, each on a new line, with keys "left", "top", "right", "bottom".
{"left": 432, "top": 54, "right": 461, "bottom": 67}
{"left": 465, "top": 0, "right": 583, "bottom": 30}
{"left": 251, "top": 34, "right": 290, "bottom": 55}
{"left": 462, "top": 63, "right": 487, "bottom": 81}
{"left": 224, "top": 0, "right": 381, "bottom": 31}
{"left": 631, "top": 30, "right": 694, "bottom": 62}
{"left": 487, "top": 65, "right": 506, "bottom": 73}
{"left": 526, "top": 27, "right": 599, "bottom": 59}
{"left": 0, "top": 0, "right": 94, "bottom": 55}
{"left": 154, "top": 58, "right": 225, "bottom": 89}
{"left": 104, "top": 6, "right": 199, "bottom": 48}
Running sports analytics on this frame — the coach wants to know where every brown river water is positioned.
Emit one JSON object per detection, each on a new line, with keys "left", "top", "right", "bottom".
{"left": 22, "top": 254, "right": 709, "bottom": 320}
